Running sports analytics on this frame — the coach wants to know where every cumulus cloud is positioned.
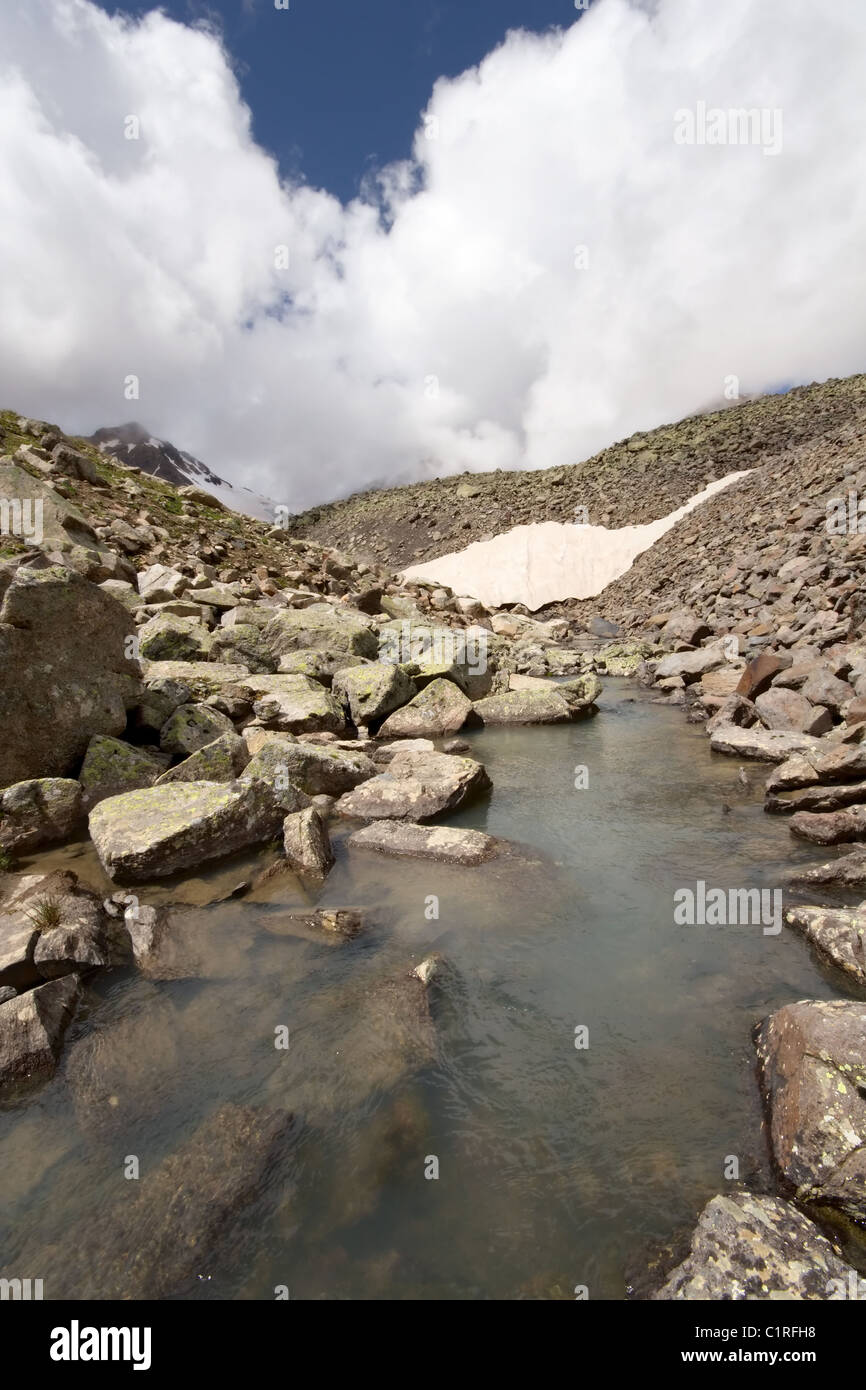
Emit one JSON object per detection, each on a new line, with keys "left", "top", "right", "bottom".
{"left": 1, "top": 0, "right": 866, "bottom": 509}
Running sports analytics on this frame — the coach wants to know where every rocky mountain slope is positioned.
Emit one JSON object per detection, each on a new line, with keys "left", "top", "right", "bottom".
{"left": 289, "top": 375, "right": 866, "bottom": 572}
{"left": 87, "top": 422, "right": 276, "bottom": 522}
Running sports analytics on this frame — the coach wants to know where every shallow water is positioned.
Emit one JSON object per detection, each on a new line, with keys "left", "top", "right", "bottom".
{"left": 1, "top": 684, "right": 859, "bottom": 1300}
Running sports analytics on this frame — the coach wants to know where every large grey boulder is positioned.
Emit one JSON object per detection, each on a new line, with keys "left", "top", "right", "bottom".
{"left": 653, "top": 645, "right": 728, "bottom": 683}
{"left": 0, "top": 563, "right": 141, "bottom": 786}
{"left": 336, "top": 746, "right": 491, "bottom": 821}
{"left": 0, "top": 974, "right": 81, "bottom": 1098}
{"left": 471, "top": 688, "right": 572, "bottom": 725}
{"left": 156, "top": 732, "right": 249, "bottom": 784}
{"left": 282, "top": 807, "right": 334, "bottom": 877}
{"left": 242, "top": 738, "right": 374, "bottom": 798}
{"left": 377, "top": 677, "right": 471, "bottom": 737}
{"left": 32, "top": 879, "right": 128, "bottom": 979}
{"left": 79, "top": 735, "right": 162, "bottom": 808}
{"left": 159, "top": 702, "right": 235, "bottom": 757}
{"left": 348, "top": 820, "right": 497, "bottom": 865}
{"left": 247, "top": 675, "right": 346, "bottom": 735}
{"left": 332, "top": 662, "right": 416, "bottom": 725}
{"left": 654, "top": 1191, "right": 858, "bottom": 1300}
{"left": 709, "top": 725, "right": 823, "bottom": 762}
{"left": 89, "top": 779, "right": 281, "bottom": 881}
{"left": 260, "top": 605, "right": 379, "bottom": 666}
{"left": 0, "top": 777, "right": 84, "bottom": 854}
{"left": 755, "top": 1000, "right": 866, "bottom": 1224}
{"left": 755, "top": 688, "right": 832, "bottom": 736}
{"left": 138, "top": 612, "right": 212, "bottom": 662}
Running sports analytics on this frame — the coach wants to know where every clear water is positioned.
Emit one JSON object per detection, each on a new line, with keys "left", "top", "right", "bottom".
{"left": 1, "top": 683, "right": 858, "bottom": 1300}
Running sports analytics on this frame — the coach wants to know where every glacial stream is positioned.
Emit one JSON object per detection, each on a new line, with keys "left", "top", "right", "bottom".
{"left": 1, "top": 683, "right": 857, "bottom": 1299}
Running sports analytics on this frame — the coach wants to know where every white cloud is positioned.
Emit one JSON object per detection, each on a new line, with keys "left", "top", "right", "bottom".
{"left": 1, "top": 0, "right": 865, "bottom": 510}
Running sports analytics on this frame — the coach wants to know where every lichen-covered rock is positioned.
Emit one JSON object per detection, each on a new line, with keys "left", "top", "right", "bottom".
{"left": 471, "top": 688, "right": 572, "bottom": 725}
{"left": 594, "top": 640, "right": 654, "bottom": 676}
{"left": 89, "top": 779, "right": 281, "bottom": 881}
{"left": 242, "top": 738, "right": 373, "bottom": 798}
{"left": 332, "top": 662, "right": 416, "bottom": 725}
{"left": 137, "top": 564, "right": 188, "bottom": 603}
{"left": 282, "top": 807, "right": 334, "bottom": 877}
{"left": 784, "top": 902, "right": 866, "bottom": 987}
{"left": 755, "top": 999, "right": 866, "bottom": 1223}
{"left": 79, "top": 735, "right": 162, "bottom": 808}
{"left": 0, "top": 563, "right": 141, "bottom": 786}
{"left": 559, "top": 672, "right": 603, "bottom": 710}
{"left": 156, "top": 732, "right": 249, "bottom": 784}
{"left": 248, "top": 675, "right": 346, "bottom": 735}
{"left": 348, "top": 820, "right": 497, "bottom": 865}
{"left": 159, "top": 702, "right": 235, "bottom": 757}
{"left": 654, "top": 1192, "right": 858, "bottom": 1300}
{"left": 140, "top": 660, "right": 250, "bottom": 699}
{"left": 377, "top": 676, "right": 470, "bottom": 737}
{"left": 32, "top": 880, "right": 128, "bottom": 979}
{"left": 261, "top": 605, "right": 379, "bottom": 663}
{"left": 0, "top": 777, "right": 83, "bottom": 852}
{"left": 138, "top": 612, "right": 213, "bottom": 662}
{"left": 336, "top": 746, "right": 491, "bottom": 820}
{"left": 277, "top": 648, "right": 360, "bottom": 685}
{"left": 134, "top": 677, "right": 193, "bottom": 732}
{"left": 0, "top": 973, "right": 81, "bottom": 1098}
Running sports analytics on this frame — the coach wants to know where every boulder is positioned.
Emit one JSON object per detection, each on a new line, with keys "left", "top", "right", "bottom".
{"left": 377, "top": 677, "right": 471, "bottom": 738}
{"left": 709, "top": 725, "right": 823, "bottom": 762}
{"left": 282, "top": 807, "right": 334, "bottom": 877}
{"left": 156, "top": 732, "right": 249, "bottom": 784}
{"left": 348, "top": 820, "right": 497, "bottom": 865}
{"left": 249, "top": 675, "right": 346, "bottom": 735}
{"left": 789, "top": 805, "right": 866, "bottom": 844}
{"left": 755, "top": 1000, "right": 866, "bottom": 1223}
{"left": 140, "top": 660, "right": 250, "bottom": 699}
{"left": 559, "top": 672, "right": 603, "bottom": 710}
{"left": 801, "top": 668, "right": 855, "bottom": 712}
{"left": 138, "top": 612, "right": 212, "bottom": 662}
{"left": 332, "top": 662, "right": 416, "bottom": 725}
{"left": 789, "top": 849, "right": 866, "bottom": 888}
{"left": 0, "top": 778, "right": 83, "bottom": 852}
{"left": 336, "top": 747, "right": 490, "bottom": 821}
{"left": 766, "top": 777, "right": 866, "bottom": 815}
{"left": 241, "top": 738, "right": 372, "bottom": 798}
{"left": 654, "top": 1192, "right": 857, "bottom": 1300}
{"left": 653, "top": 645, "right": 728, "bottom": 683}
{"left": 137, "top": 564, "right": 187, "bottom": 602}
{"left": 471, "top": 689, "right": 572, "bottom": 725}
{"left": 754, "top": 688, "right": 832, "bottom": 735}
{"left": 89, "top": 780, "right": 281, "bottom": 881}
{"left": 735, "top": 652, "right": 785, "bottom": 700}
{"left": 79, "top": 735, "right": 162, "bottom": 808}
{"left": 159, "top": 703, "right": 235, "bottom": 757}
{"left": 134, "top": 677, "right": 193, "bottom": 731}
{"left": 657, "top": 610, "right": 712, "bottom": 648}
{"left": 0, "top": 563, "right": 141, "bottom": 785}
{"left": 0, "top": 974, "right": 81, "bottom": 1098}
{"left": 261, "top": 605, "right": 379, "bottom": 662}
{"left": 32, "top": 880, "right": 128, "bottom": 979}
{"left": 784, "top": 903, "right": 866, "bottom": 987}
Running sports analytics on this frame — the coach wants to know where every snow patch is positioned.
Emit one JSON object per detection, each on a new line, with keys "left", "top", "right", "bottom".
{"left": 402, "top": 471, "right": 751, "bottom": 610}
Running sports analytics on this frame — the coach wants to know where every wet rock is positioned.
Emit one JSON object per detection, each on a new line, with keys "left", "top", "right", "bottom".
{"left": 89, "top": 779, "right": 280, "bottom": 881}
{"left": 159, "top": 702, "right": 235, "bottom": 757}
{"left": 756, "top": 1000, "right": 866, "bottom": 1223}
{"left": 282, "top": 807, "right": 334, "bottom": 877}
{"left": 789, "top": 805, "right": 866, "bottom": 844}
{"left": 755, "top": 688, "right": 833, "bottom": 736}
{"left": 767, "top": 778, "right": 866, "bottom": 815}
{"left": 789, "top": 848, "right": 866, "bottom": 888}
{"left": 79, "top": 735, "right": 162, "bottom": 808}
{"left": 471, "top": 688, "right": 572, "bottom": 724}
{"left": 709, "top": 725, "right": 823, "bottom": 762}
{"left": 65, "top": 992, "right": 181, "bottom": 1134}
{"left": 156, "top": 732, "right": 249, "bottom": 784}
{"left": 0, "top": 974, "right": 81, "bottom": 1098}
{"left": 332, "top": 662, "right": 416, "bottom": 725}
{"left": 0, "top": 563, "right": 141, "bottom": 785}
{"left": 348, "top": 820, "right": 497, "bottom": 865}
{"left": 32, "top": 882, "right": 128, "bottom": 980}
{"left": 377, "top": 677, "right": 471, "bottom": 738}
{"left": 654, "top": 1192, "right": 857, "bottom": 1300}
{"left": 265, "top": 907, "right": 363, "bottom": 941}
{"left": 559, "top": 672, "right": 603, "bottom": 710}
{"left": 784, "top": 903, "right": 866, "bottom": 987}
{"left": 0, "top": 777, "right": 84, "bottom": 852}
{"left": 336, "top": 746, "right": 491, "bottom": 820}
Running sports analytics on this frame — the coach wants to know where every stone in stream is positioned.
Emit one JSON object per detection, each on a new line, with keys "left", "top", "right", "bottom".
{"left": 332, "top": 662, "right": 416, "bottom": 725}
{"left": 156, "top": 732, "right": 250, "bottom": 784}
{"left": 471, "top": 688, "right": 573, "bottom": 725}
{"left": 789, "top": 805, "right": 866, "bottom": 845}
{"left": 22, "top": 1102, "right": 295, "bottom": 1298}
{"left": 31, "top": 878, "right": 129, "bottom": 980}
{"left": 88, "top": 779, "right": 281, "bottom": 881}
{"left": 336, "top": 746, "right": 491, "bottom": 821}
{"left": 159, "top": 702, "right": 235, "bottom": 757}
{"left": 262, "top": 907, "right": 363, "bottom": 941}
{"left": 241, "top": 737, "right": 374, "bottom": 798}
{"left": 348, "top": 820, "right": 497, "bottom": 866}
{"left": 755, "top": 1000, "right": 866, "bottom": 1224}
{"left": 0, "top": 973, "right": 81, "bottom": 1099}
{"left": 0, "top": 777, "right": 84, "bottom": 853}
{"left": 766, "top": 777, "right": 866, "bottom": 815}
{"left": 79, "top": 735, "right": 163, "bottom": 808}
{"left": 768, "top": 743, "right": 866, "bottom": 792}
{"left": 788, "top": 848, "right": 866, "bottom": 888}
{"left": 652, "top": 646, "right": 728, "bottom": 683}
{"left": 65, "top": 991, "right": 182, "bottom": 1136}
{"left": 784, "top": 903, "right": 866, "bottom": 988}
{"left": 377, "top": 676, "right": 471, "bottom": 737}
{"left": 283, "top": 807, "right": 334, "bottom": 877}
{"left": 0, "top": 560, "right": 142, "bottom": 785}
{"left": 654, "top": 1192, "right": 858, "bottom": 1300}
{"left": 708, "top": 724, "right": 823, "bottom": 762}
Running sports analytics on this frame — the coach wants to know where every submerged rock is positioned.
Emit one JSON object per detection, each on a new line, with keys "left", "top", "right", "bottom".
{"left": 282, "top": 807, "right": 334, "bottom": 878}
{"left": 755, "top": 999, "right": 866, "bottom": 1224}
{"left": 654, "top": 1191, "right": 857, "bottom": 1300}
{"left": 0, "top": 973, "right": 81, "bottom": 1099}
{"left": 709, "top": 725, "right": 823, "bottom": 762}
{"left": 784, "top": 903, "right": 866, "bottom": 987}
{"left": 89, "top": 779, "right": 280, "bottom": 881}
{"left": 348, "top": 820, "right": 497, "bottom": 865}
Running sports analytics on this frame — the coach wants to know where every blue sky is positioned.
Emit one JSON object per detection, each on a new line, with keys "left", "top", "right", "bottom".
{"left": 104, "top": 0, "right": 583, "bottom": 202}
